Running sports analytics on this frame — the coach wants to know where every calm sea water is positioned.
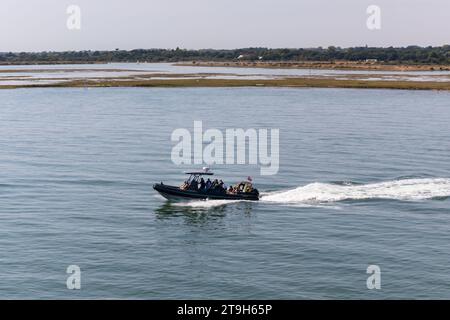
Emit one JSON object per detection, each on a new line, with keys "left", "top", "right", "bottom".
{"left": 0, "top": 87, "right": 449, "bottom": 299}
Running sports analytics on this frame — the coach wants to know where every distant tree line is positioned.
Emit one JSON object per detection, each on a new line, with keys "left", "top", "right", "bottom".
{"left": 0, "top": 46, "right": 449, "bottom": 64}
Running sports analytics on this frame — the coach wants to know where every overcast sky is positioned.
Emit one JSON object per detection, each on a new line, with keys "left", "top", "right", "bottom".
{"left": 1, "top": 0, "right": 448, "bottom": 52}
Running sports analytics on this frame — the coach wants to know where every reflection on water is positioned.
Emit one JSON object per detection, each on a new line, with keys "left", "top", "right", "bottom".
{"left": 154, "top": 200, "right": 255, "bottom": 224}
{"left": 155, "top": 201, "right": 225, "bottom": 217}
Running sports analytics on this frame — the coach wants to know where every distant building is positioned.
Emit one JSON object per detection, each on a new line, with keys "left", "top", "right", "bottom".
{"left": 237, "top": 54, "right": 262, "bottom": 61}
{"left": 365, "top": 59, "right": 378, "bottom": 63}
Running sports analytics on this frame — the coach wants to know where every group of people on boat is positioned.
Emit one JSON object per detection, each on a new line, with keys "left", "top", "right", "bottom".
{"left": 180, "top": 178, "right": 254, "bottom": 195}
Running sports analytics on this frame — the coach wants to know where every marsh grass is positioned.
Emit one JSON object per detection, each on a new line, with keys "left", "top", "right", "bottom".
{"left": 1, "top": 77, "right": 449, "bottom": 91}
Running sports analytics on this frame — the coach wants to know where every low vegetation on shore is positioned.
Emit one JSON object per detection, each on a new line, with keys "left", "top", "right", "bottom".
{"left": 1, "top": 46, "right": 449, "bottom": 66}
{"left": 1, "top": 77, "right": 449, "bottom": 91}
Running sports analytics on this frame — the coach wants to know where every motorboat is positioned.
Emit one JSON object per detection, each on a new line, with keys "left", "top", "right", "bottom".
{"left": 153, "top": 168, "right": 259, "bottom": 201}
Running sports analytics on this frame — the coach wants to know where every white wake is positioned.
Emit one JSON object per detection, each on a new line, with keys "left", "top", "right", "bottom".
{"left": 261, "top": 178, "right": 450, "bottom": 204}
{"left": 171, "top": 178, "right": 450, "bottom": 208}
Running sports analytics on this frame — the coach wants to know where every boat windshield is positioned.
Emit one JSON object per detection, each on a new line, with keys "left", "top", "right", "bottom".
{"left": 181, "top": 173, "right": 206, "bottom": 190}
{"left": 187, "top": 174, "right": 200, "bottom": 184}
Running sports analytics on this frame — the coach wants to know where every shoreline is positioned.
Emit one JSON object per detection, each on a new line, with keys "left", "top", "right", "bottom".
{"left": 1, "top": 60, "right": 449, "bottom": 72}
{"left": 1, "top": 77, "right": 449, "bottom": 91}
{"left": 176, "top": 61, "right": 450, "bottom": 72}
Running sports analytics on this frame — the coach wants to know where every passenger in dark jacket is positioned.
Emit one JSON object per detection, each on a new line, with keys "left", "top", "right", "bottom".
{"left": 200, "top": 178, "right": 206, "bottom": 190}
{"left": 205, "top": 179, "right": 212, "bottom": 190}
{"left": 190, "top": 179, "right": 198, "bottom": 191}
